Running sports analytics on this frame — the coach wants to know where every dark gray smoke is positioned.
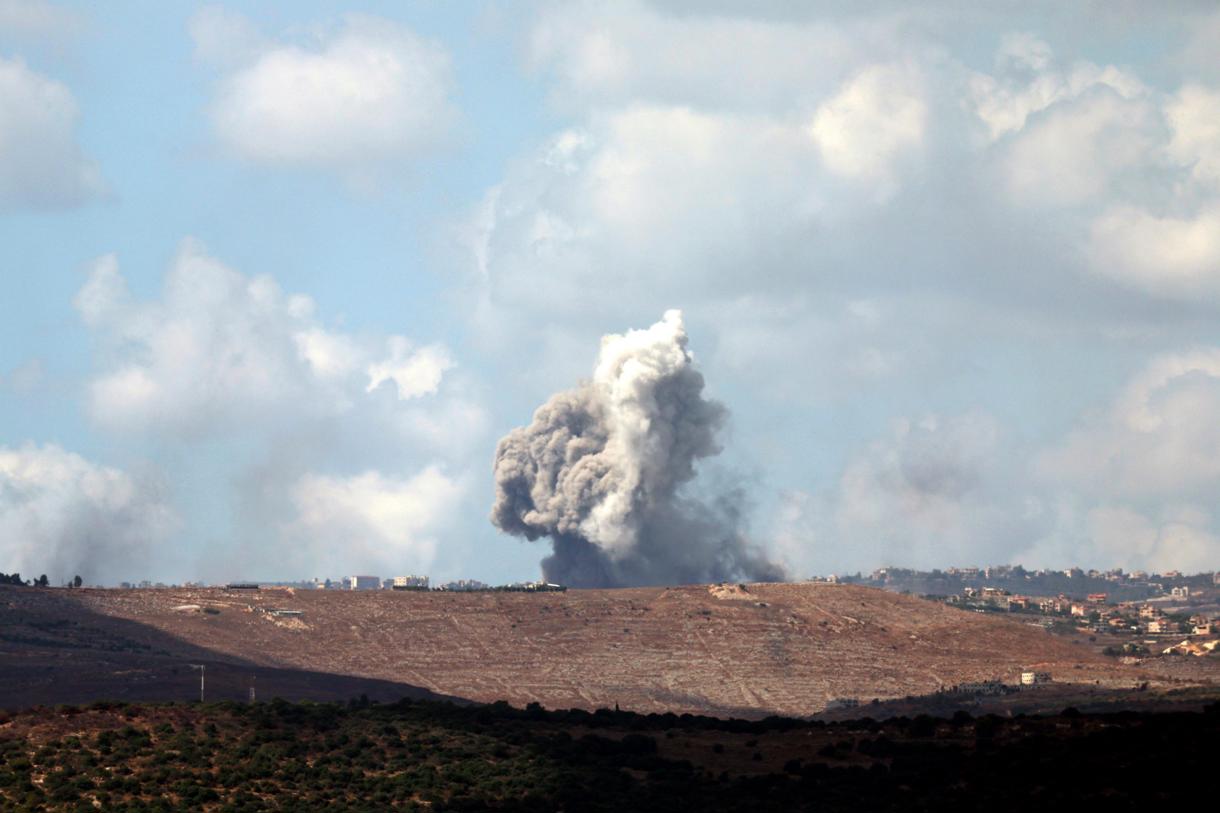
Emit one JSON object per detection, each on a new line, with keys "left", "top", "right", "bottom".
{"left": 491, "top": 310, "right": 784, "bottom": 587}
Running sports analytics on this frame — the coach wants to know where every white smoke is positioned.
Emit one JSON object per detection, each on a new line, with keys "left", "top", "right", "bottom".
{"left": 0, "top": 443, "right": 177, "bottom": 584}
{"left": 491, "top": 309, "right": 783, "bottom": 587}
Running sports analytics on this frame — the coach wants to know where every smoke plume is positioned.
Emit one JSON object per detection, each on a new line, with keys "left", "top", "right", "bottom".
{"left": 491, "top": 310, "right": 784, "bottom": 587}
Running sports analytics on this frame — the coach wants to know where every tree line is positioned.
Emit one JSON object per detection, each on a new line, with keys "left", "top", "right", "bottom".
{"left": 0, "top": 573, "right": 82, "bottom": 587}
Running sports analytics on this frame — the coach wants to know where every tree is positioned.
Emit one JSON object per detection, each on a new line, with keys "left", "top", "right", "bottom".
{"left": 72, "top": 575, "right": 83, "bottom": 588}
{"left": 36, "top": 574, "right": 49, "bottom": 588}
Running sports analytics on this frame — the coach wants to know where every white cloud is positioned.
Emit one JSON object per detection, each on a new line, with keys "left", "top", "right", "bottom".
{"left": 72, "top": 239, "right": 486, "bottom": 581}
{"left": 472, "top": 105, "right": 831, "bottom": 322}
{"left": 1165, "top": 84, "right": 1220, "bottom": 187}
{"left": 1087, "top": 205, "right": 1220, "bottom": 297}
{"left": 1000, "top": 89, "right": 1156, "bottom": 208}
{"left": 960, "top": 36, "right": 1158, "bottom": 209}
{"left": 1041, "top": 348, "right": 1220, "bottom": 497}
{"left": 1083, "top": 505, "right": 1218, "bottom": 575}
{"left": 367, "top": 337, "right": 453, "bottom": 400}
{"left": 286, "top": 466, "right": 463, "bottom": 575}
{"left": 74, "top": 239, "right": 467, "bottom": 437}
{"left": 200, "top": 12, "right": 455, "bottom": 176}
{"left": 809, "top": 63, "right": 926, "bottom": 187}
{"left": 77, "top": 242, "right": 339, "bottom": 435}
{"left": 1022, "top": 348, "right": 1220, "bottom": 572}
{"left": 777, "top": 352, "right": 1220, "bottom": 575}
{"left": 775, "top": 413, "right": 1046, "bottom": 576}
{"left": 0, "top": 443, "right": 177, "bottom": 584}
{"left": 0, "top": 56, "right": 103, "bottom": 210}
{"left": 968, "top": 37, "right": 1145, "bottom": 143}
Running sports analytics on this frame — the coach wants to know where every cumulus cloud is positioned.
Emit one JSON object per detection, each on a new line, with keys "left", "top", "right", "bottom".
{"left": 471, "top": 106, "right": 827, "bottom": 323}
{"left": 1041, "top": 348, "right": 1220, "bottom": 498}
{"left": 0, "top": 444, "right": 177, "bottom": 584}
{"left": 968, "top": 36, "right": 1146, "bottom": 143}
{"left": 809, "top": 63, "right": 926, "bottom": 188}
{"left": 1000, "top": 88, "right": 1156, "bottom": 208}
{"left": 1081, "top": 505, "right": 1218, "bottom": 576}
{"left": 1165, "top": 85, "right": 1220, "bottom": 187}
{"left": 775, "top": 413, "right": 1045, "bottom": 575}
{"left": 1087, "top": 205, "right": 1220, "bottom": 297}
{"left": 286, "top": 466, "right": 463, "bottom": 577}
{"left": 72, "top": 240, "right": 483, "bottom": 580}
{"left": 197, "top": 11, "right": 456, "bottom": 177}
{"left": 778, "top": 348, "right": 1220, "bottom": 577}
{"left": 74, "top": 240, "right": 456, "bottom": 437}
{"left": 959, "top": 41, "right": 1220, "bottom": 299}
{"left": 0, "top": 56, "right": 104, "bottom": 210}
{"left": 367, "top": 338, "right": 453, "bottom": 400}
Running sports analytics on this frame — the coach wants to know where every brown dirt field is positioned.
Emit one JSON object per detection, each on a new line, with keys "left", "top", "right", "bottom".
{"left": 7, "top": 581, "right": 1207, "bottom": 717}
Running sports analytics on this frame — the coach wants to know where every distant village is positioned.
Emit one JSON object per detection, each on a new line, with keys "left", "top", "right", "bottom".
{"left": 117, "top": 575, "right": 568, "bottom": 593}
{"left": 833, "top": 565, "right": 1220, "bottom": 659}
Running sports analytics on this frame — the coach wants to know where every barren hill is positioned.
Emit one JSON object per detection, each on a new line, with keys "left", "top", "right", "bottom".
{"left": 3, "top": 582, "right": 1182, "bottom": 717}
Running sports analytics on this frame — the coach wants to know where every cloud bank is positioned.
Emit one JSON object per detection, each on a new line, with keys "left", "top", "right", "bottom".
{"left": 72, "top": 240, "right": 483, "bottom": 581}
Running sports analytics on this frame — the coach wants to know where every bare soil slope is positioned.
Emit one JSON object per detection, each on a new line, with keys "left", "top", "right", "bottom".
{"left": 4, "top": 582, "right": 1185, "bottom": 717}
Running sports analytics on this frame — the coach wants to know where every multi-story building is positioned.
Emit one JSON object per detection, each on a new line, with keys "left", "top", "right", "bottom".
{"left": 348, "top": 575, "right": 381, "bottom": 591}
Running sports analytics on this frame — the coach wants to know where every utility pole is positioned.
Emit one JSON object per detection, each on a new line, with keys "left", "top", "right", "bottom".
{"left": 189, "top": 664, "right": 205, "bottom": 703}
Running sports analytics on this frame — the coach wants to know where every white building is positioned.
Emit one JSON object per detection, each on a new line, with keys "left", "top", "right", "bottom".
{"left": 392, "top": 575, "right": 429, "bottom": 589}
{"left": 349, "top": 575, "right": 380, "bottom": 591}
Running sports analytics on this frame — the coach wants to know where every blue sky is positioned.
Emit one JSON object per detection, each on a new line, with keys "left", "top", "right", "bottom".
{"left": 3, "top": 1, "right": 1220, "bottom": 585}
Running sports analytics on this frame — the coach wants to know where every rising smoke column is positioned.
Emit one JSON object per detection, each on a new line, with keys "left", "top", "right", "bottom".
{"left": 491, "top": 310, "right": 784, "bottom": 587}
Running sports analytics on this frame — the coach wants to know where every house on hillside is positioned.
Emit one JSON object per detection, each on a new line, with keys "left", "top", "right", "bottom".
{"left": 1020, "top": 671, "right": 1052, "bottom": 686}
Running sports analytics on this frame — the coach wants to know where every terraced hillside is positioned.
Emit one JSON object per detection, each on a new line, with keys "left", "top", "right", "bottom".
{"left": 4, "top": 582, "right": 1185, "bottom": 717}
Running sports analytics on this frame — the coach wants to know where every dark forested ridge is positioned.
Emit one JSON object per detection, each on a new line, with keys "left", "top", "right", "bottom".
{"left": 1, "top": 697, "right": 1216, "bottom": 811}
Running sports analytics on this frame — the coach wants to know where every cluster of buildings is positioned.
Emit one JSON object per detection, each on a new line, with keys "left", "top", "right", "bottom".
{"left": 851, "top": 565, "right": 1220, "bottom": 603}
{"left": 938, "top": 584, "right": 1219, "bottom": 661}
{"left": 301, "top": 575, "right": 564, "bottom": 593}
{"left": 303, "top": 575, "right": 483, "bottom": 591}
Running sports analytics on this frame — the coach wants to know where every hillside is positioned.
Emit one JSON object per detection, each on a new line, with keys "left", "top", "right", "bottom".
{"left": 4, "top": 581, "right": 1195, "bottom": 717}
{"left": 3, "top": 698, "right": 1218, "bottom": 811}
